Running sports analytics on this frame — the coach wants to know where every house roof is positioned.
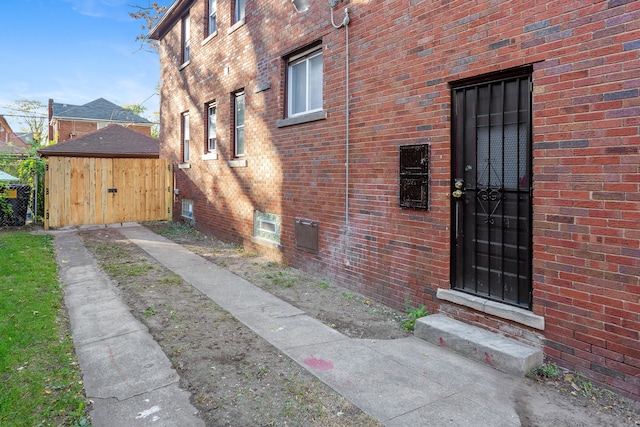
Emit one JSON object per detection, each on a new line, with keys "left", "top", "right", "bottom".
{"left": 0, "top": 115, "right": 30, "bottom": 155}
{"left": 0, "top": 140, "right": 28, "bottom": 155}
{"left": 0, "top": 170, "right": 19, "bottom": 182}
{"left": 38, "top": 124, "right": 160, "bottom": 158}
{"left": 51, "top": 98, "right": 152, "bottom": 125}
{"left": 149, "top": 0, "right": 195, "bottom": 40}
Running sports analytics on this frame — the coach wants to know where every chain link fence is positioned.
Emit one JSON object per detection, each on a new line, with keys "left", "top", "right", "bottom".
{"left": 0, "top": 156, "right": 41, "bottom": 227}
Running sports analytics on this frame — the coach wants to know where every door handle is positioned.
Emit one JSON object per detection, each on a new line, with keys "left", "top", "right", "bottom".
{"left": 452, "top": 178, "right": 464, "bottom": 198}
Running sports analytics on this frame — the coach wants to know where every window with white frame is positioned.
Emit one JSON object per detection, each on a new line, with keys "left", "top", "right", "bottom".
{"left": 182, "top": 14, "right": 191, "bottom": 63}
{"left": 182, "top": 112, "right": 190, "bottom": 162}
{"left": 234, "top": 0, "right": 245, "bottom": 24}
{"left": 288, "top": 46, "right": 323, "bottom": 117}
{"left": 234, "top": 91, "right": 245, "bottom": 157}
{"left": 181, "top": 198, "right": 193, "bottom": 218}
{"left": 208, "top": 0, "right": 217, "bottom": 35}
{"left": 207, "top": 102, "right": 217, "bottom": 152}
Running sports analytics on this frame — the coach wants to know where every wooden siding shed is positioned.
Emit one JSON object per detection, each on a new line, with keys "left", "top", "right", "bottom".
{"left": 39, "top": 125, "right": 172, "bottom": 229}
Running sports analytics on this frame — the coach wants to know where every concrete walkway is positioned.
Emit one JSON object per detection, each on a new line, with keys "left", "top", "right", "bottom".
{"left": 53, "top": 230, "right": 204, "bottom": 426}
{"left": 52, "top": 224, "right": 621, "bottom": 426}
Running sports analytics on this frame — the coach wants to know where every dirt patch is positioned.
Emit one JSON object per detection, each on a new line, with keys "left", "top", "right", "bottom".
{"left": 80, "top": 225, "right": 390, "bottom": 426}
{"left": 78, "top": 223, "right": 640, "bottom": 426}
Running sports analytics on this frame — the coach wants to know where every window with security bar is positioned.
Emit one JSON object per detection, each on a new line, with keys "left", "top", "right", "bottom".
{"left": 399, "top": 144, "right": 429, "bottom": 209}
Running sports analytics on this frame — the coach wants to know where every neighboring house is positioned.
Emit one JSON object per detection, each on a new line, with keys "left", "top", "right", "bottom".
{"left": 48, "top": 98, "right": 153, "bottom": 143}
{"left": 150, "top": 0, "right": 640, "bottom": 399}
{"left": 0, "top": 115, "right": 30, "bottom": 155}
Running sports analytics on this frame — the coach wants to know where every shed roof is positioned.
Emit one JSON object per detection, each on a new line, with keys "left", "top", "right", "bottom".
{"left": 38, "top": 125, "right": 160, "bottom": 158}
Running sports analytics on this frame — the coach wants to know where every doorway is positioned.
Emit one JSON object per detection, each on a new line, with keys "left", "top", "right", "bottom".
{"left": 451, "top": 70, "right": 533, "bottom": 309}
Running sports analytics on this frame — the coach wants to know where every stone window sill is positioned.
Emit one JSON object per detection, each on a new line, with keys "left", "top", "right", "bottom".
{"left": 251, "top": 236, "right": 282, "bottom": 250}
{"left": 437, "top": 289, "right": 545, "bottom": 330}
{"left": 227, "top": 18, "right": 246, "bottom": 35}
{"left": 202, "top": 31, "right": 218, "bottom": 46}
{"left": 228, "top": 159, "right": 247, "bottom": 168}
{"left": 276, "top": 110, "right": 327, "bottom": 128}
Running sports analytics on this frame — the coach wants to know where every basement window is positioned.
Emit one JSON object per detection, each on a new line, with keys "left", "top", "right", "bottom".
{"left": 181, "top": 199, "right": 193, "bottom": 219}
{"left": 254, "top": 211, "right": 280, "bottom": 244}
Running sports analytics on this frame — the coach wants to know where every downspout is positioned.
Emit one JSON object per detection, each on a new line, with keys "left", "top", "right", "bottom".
{"left": 329, "top": 1, "right": 351, "bottom": 263}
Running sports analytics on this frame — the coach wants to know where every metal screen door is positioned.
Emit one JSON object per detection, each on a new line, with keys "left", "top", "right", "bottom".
{"left": 451, "top": 72, "right": 532, "bottom": 309}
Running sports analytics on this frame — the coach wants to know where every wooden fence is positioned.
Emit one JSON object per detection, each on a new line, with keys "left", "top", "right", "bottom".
{"left": 44, "top": 157, "right": 172, "bottom": 229}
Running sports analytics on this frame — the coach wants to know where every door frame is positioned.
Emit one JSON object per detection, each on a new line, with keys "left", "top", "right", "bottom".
{"left": 449, "top": 66, "right": 534, "bottom": 309}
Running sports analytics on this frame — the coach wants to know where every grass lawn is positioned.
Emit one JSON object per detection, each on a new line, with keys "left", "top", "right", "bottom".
{"left": 0, "top": 230, "right": 90, "bottom": 426}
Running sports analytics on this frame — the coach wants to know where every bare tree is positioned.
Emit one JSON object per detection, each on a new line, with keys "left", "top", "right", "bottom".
{"left": 130, "top": 2, "right": 170, "bottom": 53}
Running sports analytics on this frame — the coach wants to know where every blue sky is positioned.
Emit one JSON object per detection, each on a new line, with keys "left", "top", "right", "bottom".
{"left": 0, "top": 0, "right": 172, "bottom": 130}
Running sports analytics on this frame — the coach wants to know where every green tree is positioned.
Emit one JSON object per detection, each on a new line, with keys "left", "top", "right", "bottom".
{"left": 2, "top": 99, "right": 51, "bottom": 224}
{"left": 124, "top": 104, "right": 159, "bottom": 139}
{"left": 18, "top": 147, "right": 46, "bottom": 222}
{"left": 7, "top": 99, "right": 48, "bottom": 147}
{"left": 123, "top": 103, "right": 147, "bottom": 117}
{"left": 150, "top": 111, "right": 160, "bottom": 139}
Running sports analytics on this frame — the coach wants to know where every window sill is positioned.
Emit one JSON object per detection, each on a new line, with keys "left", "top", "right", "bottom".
{"left": 179, "top": 60, "right": 190, "bottom": 71}
{"left": 437, "top": 289, "right": 545, "bottom": 330}
{"left": 228, "top": 159, "right": 247, "bottom": 168}
{"left": 276, "top": 110, "right": 327, "bottom": 128}
{"left": 254, "top": 82, "right": 271, "bottom": 93}
{"left": 202, "top": 31, "right": 218, "bottom": 46}
{"left": 227, "top": 18, "right": 246, "bottom": 35}
{"left": 251, "top": 236, "right": 282, "bottom": 250}
{"left": 202, "top": 152, "right": 218, "bottom": 160}
{"left": 178, "top": 162, "right": 191, "bottom": 169}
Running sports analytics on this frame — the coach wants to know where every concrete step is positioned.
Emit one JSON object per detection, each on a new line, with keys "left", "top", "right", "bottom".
{"left": 414, "top": 314, "right": 543, "bottom": 377}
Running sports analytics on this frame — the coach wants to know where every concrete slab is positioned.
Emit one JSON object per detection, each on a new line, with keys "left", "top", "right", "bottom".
{"left": 386, "top": 392, "right": 519, "bottom": 427}
{"left": 360, "top": 337, "right": 524, "bottom": 421}
{"left": 74, "top": 329, "right": 178, "bottom": 400}
{"left": 414, "top": 314, "right": 543, "bottom": 376}
{"left": 65, "top": 297, "right": 146, "bottom": 345}
{"left": 236, "top": 312, "right": 348, "bottom": 349}
{"left": 284, "top": 338, "right": 454, "bottom": 423}
{"left": 63, "top": 278, "right": 117, "bottom": 305}
{"left": 61, "top": 264, "right": 105, "bottom": 285}
{"left": 90, "top": 384, "right": 204, "bottom": 427}
{"left": 50, "top": 229, "right": 203, "bottom": 426}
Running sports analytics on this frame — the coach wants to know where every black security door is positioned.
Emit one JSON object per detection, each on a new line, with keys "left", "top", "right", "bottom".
{"left": 451, "top": 71, "right": 533, "bottom": 309}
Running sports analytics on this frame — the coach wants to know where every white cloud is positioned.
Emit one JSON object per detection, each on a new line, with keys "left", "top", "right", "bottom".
{"left": 61, "top": 0, "right": 130, "bottom": 20}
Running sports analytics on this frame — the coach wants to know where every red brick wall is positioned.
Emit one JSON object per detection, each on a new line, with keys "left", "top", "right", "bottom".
{"left": 156, "top": 0, "right": 640, "bottom": 399}
{"left": 55, "top": 120, "right": 152, "bottom": 142}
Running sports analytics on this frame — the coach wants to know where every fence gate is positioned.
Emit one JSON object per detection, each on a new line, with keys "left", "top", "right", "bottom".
{"left": 44, "top": 157, "right": 172, "bottom": 229}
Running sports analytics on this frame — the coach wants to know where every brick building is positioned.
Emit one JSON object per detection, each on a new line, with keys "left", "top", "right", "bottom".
{"left": 0, "top": 115, "right": 29, "bottom": 155}
{"left": 150, "top": 0, "right": 640, "bottom": 398}
{"left": 48, "top": 98, "right": 153, "bottom": 142}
